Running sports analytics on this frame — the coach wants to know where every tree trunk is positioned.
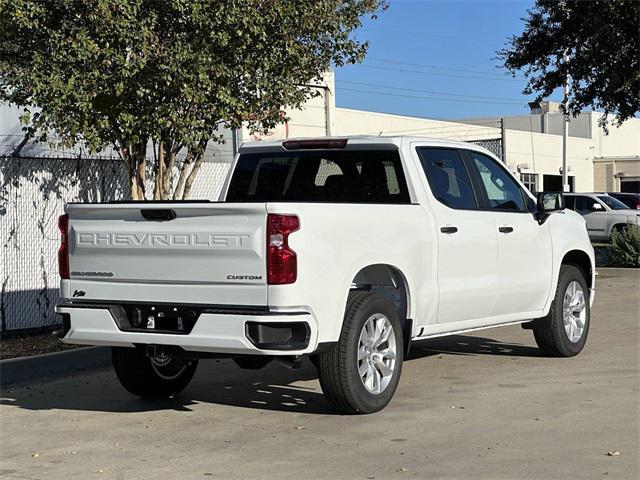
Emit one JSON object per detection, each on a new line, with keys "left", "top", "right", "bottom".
{"left": 124, "top": 140, "right": 147, "bottom": 201}
{"left": 153, "top": 141, "right": 164, "bottom": 200}
{"left": 129, "top": 174, "right": 140, "bottom": 200}
{"left": 181, "top": 139, "right": 209, "bottom": 200}
{"left": 163, "top": 147, "right": 175, "bottom": 199}
{"left": 172, "top": 151, "right": 192, "bottom": 200}
{"left": 135, "top": 142, "right": 146, "bottom": 200}
{"left": 116, "top": 137, "right": 148, "bottom": 201}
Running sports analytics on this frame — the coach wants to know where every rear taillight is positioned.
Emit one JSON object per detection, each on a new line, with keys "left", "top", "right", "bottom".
{"left": 267, "top": 214, "right": 299, "bottom": 285}
{"left": 58, "top": 214, "right": 69, "bottom": 279}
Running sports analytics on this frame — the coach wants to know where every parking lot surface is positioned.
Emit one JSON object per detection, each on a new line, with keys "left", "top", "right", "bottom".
{"left": 1, "top": 268, "right": 638, "bottom": 480}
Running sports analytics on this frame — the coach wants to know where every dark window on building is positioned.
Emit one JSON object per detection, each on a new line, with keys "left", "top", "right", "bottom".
{"left": 520, "top": 173, "right": 537, "bottom": 193}
{"left": 543, "top": 174, "right": 575, "bottom": 192}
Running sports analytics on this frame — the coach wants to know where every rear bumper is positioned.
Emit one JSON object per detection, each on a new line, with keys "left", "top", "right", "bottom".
{"left": 55, "top": 303, "right": 318, "bottom": 356}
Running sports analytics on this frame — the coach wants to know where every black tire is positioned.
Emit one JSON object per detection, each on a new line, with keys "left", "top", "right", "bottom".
{"left": 532, "top": 265, "right": 590, "bottom": 357}
{"left": 317, "top": 292, "right": 404, "bottom": 414}
{"left": 233, "top": 356, "right": 272, "bottom": 370}
{"left": 112, "top": 347, "right": 198, "bottom": 398}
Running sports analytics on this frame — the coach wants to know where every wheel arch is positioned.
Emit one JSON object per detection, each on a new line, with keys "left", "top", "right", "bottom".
{"left": 561, "top": 249, "right": 593, "bottom": 290}
{"left": 350, "top": 263, "right": 412, "bottom": 337}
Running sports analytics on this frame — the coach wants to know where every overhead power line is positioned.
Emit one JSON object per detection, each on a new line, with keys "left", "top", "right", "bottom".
{"left": 338, "top": 80, "right": 526, "bottom": 102}
{"left": 339, "top": 87, "right": 525, "bottom": 106}
{"left": 367, "top": 57, "right": 520, "bottom": 79}
{"left": 354, "top": 64, "right": 522, "bottom": 82}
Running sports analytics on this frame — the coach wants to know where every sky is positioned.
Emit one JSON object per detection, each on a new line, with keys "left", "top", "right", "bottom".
{"left": 335, "top": 0, "right": 552, "bottom": 120}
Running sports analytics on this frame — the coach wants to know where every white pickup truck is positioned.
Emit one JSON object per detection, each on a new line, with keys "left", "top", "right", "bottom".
{"left": 56, "top": 136, "right": 595, "bottom": 414}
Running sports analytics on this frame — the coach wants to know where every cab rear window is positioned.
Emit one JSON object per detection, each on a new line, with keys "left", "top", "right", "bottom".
{"left": 226, "top": 150, "right": 411, "bottom": 204}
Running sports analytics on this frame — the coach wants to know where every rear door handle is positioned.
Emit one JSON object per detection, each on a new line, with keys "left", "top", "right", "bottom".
{"left": 498, "top": 226, "right": 514, "bottom": 233}
{"left": 440, "top": 226, "right": 458, "bottom": 234}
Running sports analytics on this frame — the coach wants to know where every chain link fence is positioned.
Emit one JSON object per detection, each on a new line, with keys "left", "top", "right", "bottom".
{"left": 468, "top": 138, "right": 503, "bottom": 160}
{"left": 0, "top": 155, "right": 232, "bottom": 332}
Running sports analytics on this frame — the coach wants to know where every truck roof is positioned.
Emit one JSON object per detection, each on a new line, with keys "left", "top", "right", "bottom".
{"left": 238, "top": 135, "right": 494, "bottom": 154}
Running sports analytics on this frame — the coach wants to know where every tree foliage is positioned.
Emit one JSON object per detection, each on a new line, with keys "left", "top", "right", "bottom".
{"left": 609, "top": 225, "right": 640, "bottom": 268}
{"left": 499, "top": 0, "right": 639, "bottom": 127}
{"left": 0, "top": 0, "right": 385, "bottom": 199}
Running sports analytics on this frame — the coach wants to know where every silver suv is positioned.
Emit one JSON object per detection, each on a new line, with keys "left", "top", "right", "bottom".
{"left": 565, "top": 193, "right": 640, "bottom": 241}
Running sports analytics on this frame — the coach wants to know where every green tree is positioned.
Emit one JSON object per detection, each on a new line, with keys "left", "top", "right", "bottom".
{"left": 0, "top": 0, "right": 385, "bottom": 200}
{"left": 609, "top": 225, "right": 640, "bottom": 268}
{"left": 499, "top": 0, "right": 639, "bottom": 127}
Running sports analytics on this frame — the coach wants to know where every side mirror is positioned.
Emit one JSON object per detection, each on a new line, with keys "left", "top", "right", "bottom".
{"left": 537, "top": 192, "right": 565, "bottom": 212}
{"left": 592, "top": 203, "right": 603, "bottom": 211}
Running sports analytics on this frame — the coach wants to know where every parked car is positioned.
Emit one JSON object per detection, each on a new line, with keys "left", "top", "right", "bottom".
{"left": 607, "top": 192, "right": 640, "bottom": 210}
{"left": 56, "top": 136, "right": 595, "bottom": 414}
{"left": 564, "top": 192, "right": 640, "bottom": 241}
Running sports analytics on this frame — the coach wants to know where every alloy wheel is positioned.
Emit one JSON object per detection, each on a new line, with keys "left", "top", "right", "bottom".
{"left": 563, "top": 280, "right": 586, "bottom": 343}
{"left": 357, "top": 313, "right": 397, "bottom": 394}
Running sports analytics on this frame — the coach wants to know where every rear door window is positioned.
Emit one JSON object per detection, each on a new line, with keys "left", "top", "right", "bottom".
{"left": 226, "top": 149, "right": 411, "bottom": 204}
{"left": 575, "top": 195, "right": 598, "bottom": 211}
{"left": 416, "top": 147, "right": 477, "bottom": 209}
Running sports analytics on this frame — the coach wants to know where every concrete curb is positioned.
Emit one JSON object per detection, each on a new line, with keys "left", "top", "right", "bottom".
{"left": 0, "top": 346, "right": 111, "bottom": 388}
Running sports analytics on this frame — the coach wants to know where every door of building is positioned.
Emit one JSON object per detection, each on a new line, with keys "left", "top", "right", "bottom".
{"left": 543, "top": 174, "right": 575, "bottom": 192}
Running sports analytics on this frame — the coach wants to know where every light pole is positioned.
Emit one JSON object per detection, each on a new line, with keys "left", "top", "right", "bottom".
{"left": 562, "top": 51, "right": 570, "bottom": 193}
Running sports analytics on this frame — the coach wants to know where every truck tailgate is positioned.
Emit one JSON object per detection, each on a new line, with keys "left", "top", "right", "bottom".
{"left": 65, "top": 203, "right": 268, "bottom": 306}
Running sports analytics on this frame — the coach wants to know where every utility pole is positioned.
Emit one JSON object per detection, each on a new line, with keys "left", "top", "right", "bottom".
{"left": 562, "top": 51, "right": 570, "bottom": 192}
{"left": 500, "top": 117, "right": 507, "bottom": 164}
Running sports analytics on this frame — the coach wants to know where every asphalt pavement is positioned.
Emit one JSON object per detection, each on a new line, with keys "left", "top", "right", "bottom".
{"left": 1, "top": 268, "right": 638, "bottom": 480}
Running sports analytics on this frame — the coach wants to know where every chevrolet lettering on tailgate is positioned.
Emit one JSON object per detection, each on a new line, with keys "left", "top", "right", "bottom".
{"left": 76, "top": 232, "right": 250, "bottom": 248}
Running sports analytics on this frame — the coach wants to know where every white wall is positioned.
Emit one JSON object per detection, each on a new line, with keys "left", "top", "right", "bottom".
{"left": 504, "top": 129, "right": 594, "bottom": 192}
{"left": 591, "top": 113, "right": 640, "bottom": 158}
{"left": 240, "top": 71, "right": 335, "bottom": 143}
{"left": 335, "top": 108, "right": 501, "bottom": 141}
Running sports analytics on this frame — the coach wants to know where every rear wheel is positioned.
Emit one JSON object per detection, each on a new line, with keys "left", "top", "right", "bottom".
{"left": 316, "top": 292, "right": 404, "bottom": 414}
{"left": 532, "top": 265, "right": 590, "bottom": 357}
{"left": 112, "top": 347, "right": 198, "bottom": 398}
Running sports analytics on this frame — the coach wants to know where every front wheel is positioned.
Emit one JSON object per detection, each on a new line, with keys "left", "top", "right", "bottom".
{"left": 317, "top": 292, "right": 404, "bottom": 414}
{"left": 532, "top": 265, "right": 590, "bottom": 357}
{"left": 112, "top": 347, "right": 198, "bottom": 398}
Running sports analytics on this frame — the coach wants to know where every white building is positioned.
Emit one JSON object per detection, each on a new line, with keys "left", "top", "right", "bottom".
{"left": 244, "top": 78, "right": 640, "bottom": 194}
{"left": 453, "top": 101, "right": 640, "bottom": 193}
